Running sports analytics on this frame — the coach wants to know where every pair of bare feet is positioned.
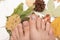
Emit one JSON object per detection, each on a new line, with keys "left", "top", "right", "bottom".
{"left": 10, "top": 14, "right": 55, "bottom": 40}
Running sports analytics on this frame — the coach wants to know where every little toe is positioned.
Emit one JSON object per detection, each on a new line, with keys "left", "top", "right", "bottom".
{"left": 17, "top": 23, "right": 23, "bottom": 37}
{"left": 29, "top": 14, "right": 37, "bottom": 31}
{"left": 46, "top": 22, "right": 50, "bottom": 32}
{"left": 42, "top": 19, "right": 46, "bottom": 30}
{"left": 49, "top": 27, "right": 54, "bottom": 35}
{"left": 37, "top": 17, "right": 42, "bottom": 31}
{"left": 23, "top": 21, "right": 29, "bottom": 36}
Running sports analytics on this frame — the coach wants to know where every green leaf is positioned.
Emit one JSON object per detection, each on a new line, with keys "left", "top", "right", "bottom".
{"left": 47, "top": 10, "right": 55, "bottom": 17}
{"left": 12, "top": 3, "right": 23, "bottom": 15}
{"left": 47, "top": 0, "right": 55, "bottom": 10}
{"left": 20, "top": 7, "right": 33, "bottom": 20}
{"left": 42, "top": 9, "right": 51, "bottom": 15}
{"left": 42, "top": 9, "right": 48, "bottom": 15}
{"left": 42, "top": 0, "right": 55, "bottom": 17}
{"left": 53, "top": 5, "right": 60, "bottom": 17}
{"left": 43, "top": 0, "right": 60, "bottom": 17}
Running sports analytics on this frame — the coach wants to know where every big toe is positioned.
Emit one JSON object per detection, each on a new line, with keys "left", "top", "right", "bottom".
{"left": 29, "top": 14, "right": 37, "bottom": 31}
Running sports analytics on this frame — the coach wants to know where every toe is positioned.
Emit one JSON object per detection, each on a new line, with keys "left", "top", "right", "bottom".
{"left": 11, "top": 30, "right": 17, "bottom": 40}
{"left": 37, "top": 17, "right": 42, "bottom": 31}
{"left": 42, "top": 19, "right": 46, "bottom": 30}
{"left": 23, "top": 21, "right": 29, "bottom": 36}
{"left": 17, "top": 23, "right": 23, "bottom": 37}
{"left": 49, "top": 27, "right": 54, "bottom": 35}
{"left": 29, "top": 14, "right": 37, "bottom": 30}
{"left": 14, "top": 26, "right": 20, "bottom": 40}
{"left": 10, "top": 36, "right": 14, "bottom": 40}
{"left": 46, "top": 22, "right": 50, "bottom": 32}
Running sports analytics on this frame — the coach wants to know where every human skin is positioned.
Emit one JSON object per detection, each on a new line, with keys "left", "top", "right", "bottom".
{"left": 10, "top": 14, "right": 55, "bottom": 40}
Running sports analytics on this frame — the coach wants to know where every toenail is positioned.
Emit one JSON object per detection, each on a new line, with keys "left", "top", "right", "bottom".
{"left": 23, "top": 21, "right": 29, "bottom": 26}
{"left": 31, "top": 16, "right": 36, "bottom": 20}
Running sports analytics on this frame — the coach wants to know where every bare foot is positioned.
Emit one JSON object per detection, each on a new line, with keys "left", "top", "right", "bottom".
{"left": 29, "top": 14, "right": 55, "bottom": 40}
{"left": 10, "top": 14, "right": 55, "bottom": 40}
{"left": 10, "top": 21, "right": 30, "bottom": 40}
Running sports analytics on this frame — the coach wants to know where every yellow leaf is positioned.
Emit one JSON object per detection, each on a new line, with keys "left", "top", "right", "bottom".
{"left": 51, "top": 17, "right": 60, "bottom": 37}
